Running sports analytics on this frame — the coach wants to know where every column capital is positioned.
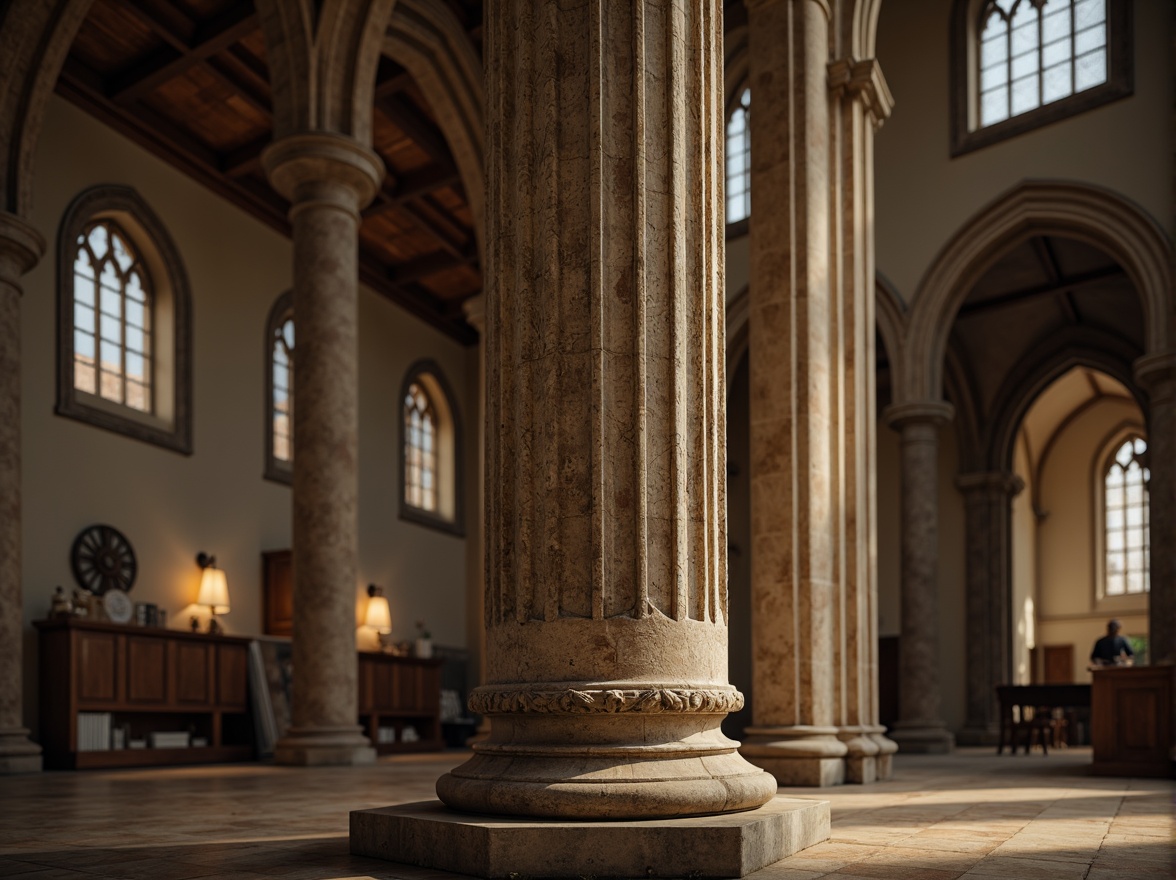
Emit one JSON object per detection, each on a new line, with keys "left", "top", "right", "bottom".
{"left": 955, "top": 470, "right": 1025, "bottom": 499}
{"left": 883, "top": 400, "right": 954, "bottom": 431}
{"left": 828, "top": 58, "right": 894, "bottom": 129}
{"left": 462, "top": 293, "right": 486, "bottom": 336}
{"left": 1133, "top": 351, "right": 1176, "bottom": 402}
{"left": 262, "top": 132, "right": 385, "bottom": 217}
{"left": 0, "top": 212, "right": 46, "bottom": 287}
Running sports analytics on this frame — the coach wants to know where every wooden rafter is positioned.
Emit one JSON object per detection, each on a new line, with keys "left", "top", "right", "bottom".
{"left": 958, "top": 265, "right": 1127, "bottom": 318}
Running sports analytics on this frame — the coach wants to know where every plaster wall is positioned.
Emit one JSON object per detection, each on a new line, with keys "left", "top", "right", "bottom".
{"left": 1035, "top": 395, "right": 1148, "bottom": 681}
{"left": 19, "top": 97, "right": 472, "bottom": 726}
{"left": 873, "top": 0, "right": 1174, "bottom": 303}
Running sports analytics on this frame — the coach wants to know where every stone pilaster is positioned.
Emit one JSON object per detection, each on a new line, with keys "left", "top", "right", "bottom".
{"left": 435, "top": 0, "right": 778, "bottom": 820}
{"left": 955, "top": 470, "right": 1024, "bottom": 745}
{"left": 1135, "top": 352, "right": 1176, "bottom": 665}
{"left": 829, "top": 56, "right": 897, "bottom": 783}
{"left": 885, "top": 401, "right": 955, "bottom": 754}
{"left": 262, "top": 133, "right": 382, "bottom": 766}
{"left": 0, "top": 212, "right": 44, "bottom": 775}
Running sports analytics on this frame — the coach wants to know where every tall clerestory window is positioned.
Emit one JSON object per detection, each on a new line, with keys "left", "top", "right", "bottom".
{"left": 73, "top": 221, "right": 153, "bottom": 412}
{"left": 978, "top": 0, "right": 1108, "bottom": 128}
{"left": 726, "top": 88, "right": 751, "bottom": 226}
{"left": 264, "top": 291, "right": 294, "bottom": 484}
{"left": 1104, "top": 436, "right": 1149, "bottom": 596}
{"left": 404, "top": 382, "right": 438, "bottom": 513}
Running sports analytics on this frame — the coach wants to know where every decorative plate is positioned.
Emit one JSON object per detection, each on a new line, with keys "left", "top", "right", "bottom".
{"left": 103, "top": 588, "right": 134, "bottom": 624}
{"left": 70, "top": 524, "right": 137, "bottom": 596}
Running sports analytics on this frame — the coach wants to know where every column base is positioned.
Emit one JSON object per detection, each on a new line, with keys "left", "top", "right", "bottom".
{"left": 867, "top": 727, "right": 898, "bottom": 780}
{"left": 0, "top": 728, "right": 42, "bottom": 775}
{"left": 889, "top": 723, "right": 955, "bottom": 754}
{"left": 740, "top": 726, "right": 848, "bottom": 787}
{"left": 352, "top": 796, "right": 830, "bottom": 878}
{"left": 274, "top": 725, "right": 375, "bottom": 766}
{"left": 955, "top": 725, "right": 1001, "bottom": 747}
{"left": 837, "top": 726, "right": 880, "bottom": 784}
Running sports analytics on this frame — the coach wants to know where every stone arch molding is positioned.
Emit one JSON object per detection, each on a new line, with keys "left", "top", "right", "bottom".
{"left": 385, "top": 0, "right": 485, "bottom": 259}
{"left": 904, "top": 180, "right": 1174, "bottom": 405}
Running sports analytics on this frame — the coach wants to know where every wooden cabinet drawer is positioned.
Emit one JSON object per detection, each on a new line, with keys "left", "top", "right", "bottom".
{"left": 217, "top": 643, "right": 249, "bottom": 708}
{"left": 126, "top": 636, "right": 168, "bottom": 703}
{"left": 174, "top": 641, "right": 213, "bottom": 705}
{"left": 76, "top": 631, "right": 119, "bottom": 704}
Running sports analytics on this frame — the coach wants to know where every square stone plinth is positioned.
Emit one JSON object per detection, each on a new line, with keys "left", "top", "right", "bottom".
{"left": 350, "top": 796, "right": 830, "bottom": 879}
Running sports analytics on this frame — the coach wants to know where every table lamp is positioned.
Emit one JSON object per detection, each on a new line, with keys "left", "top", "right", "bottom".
{"left": 365, "top": 584, "right": 393, "bottom": 650}
{"left": 195, "top": 553, "right": 230, "bottom": 635}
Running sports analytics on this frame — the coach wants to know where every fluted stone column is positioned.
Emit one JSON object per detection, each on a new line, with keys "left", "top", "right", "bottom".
{"left": 885, "top": 401, "right": 955, "bottom": 753}
{"left": 262, "top": 133, "right": 382, "bottom": 766}
{"left": 435, "top": 0, "right": 778, "bottom": 820}
{"left": 829, "top": 57, "right": 898, "bottom": 783}
{"left": 461, "top": 294, "right": 489, "bottom": 744}
{"left": 956, "top": 470, "right": 1023, "bottom": 745}
{"left": 1135, "top": 352, "right": 1176, "bottom": 665}
{"left": 739, "top": 0, "right": 848, "bottom": 787}
{"left": 0, "top": 213, "right": 43, "bottom": 775}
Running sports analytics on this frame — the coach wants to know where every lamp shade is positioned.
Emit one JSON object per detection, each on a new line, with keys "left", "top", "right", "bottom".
{"left": 365, "top": 594, "right": 392, "bottom": 633}
{"left": 196, "top": 566, "right": 230, "bottom": 614}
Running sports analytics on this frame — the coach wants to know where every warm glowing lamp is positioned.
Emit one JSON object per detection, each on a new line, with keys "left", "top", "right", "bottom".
{"left": 365, "top": 584, "right": 393, "bottom": 650}
{"left": 195, "top": 553, "right": 230, "bottom": 635}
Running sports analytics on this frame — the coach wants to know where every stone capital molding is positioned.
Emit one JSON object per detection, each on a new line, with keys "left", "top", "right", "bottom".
{"left": 468, "top": 684, "right": 745, "bottom": 716}
{"left": 262, "top": 132, "right": 385, "bottom": 215}
{"left": 1133, "top": 351, "right": 1176, "bottom": 400}
{"left": 828, "top": 57, "right": 894, "bottom": 129}
{"left": 955, "top": 470, "right": 1025, "bottom": 499}
{"left": 883, "top": 400, "right": 954, "bottom": 431}
{"left": 0, "top": 212, "right": 46, "bottom": 287}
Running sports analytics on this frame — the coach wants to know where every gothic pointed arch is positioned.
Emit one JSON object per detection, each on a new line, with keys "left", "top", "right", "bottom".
{"left": 385, "top": 0, "right": 485, "bottom": 258}
{"left": 904, "top": 180, "right": 1173, "bottom": 404}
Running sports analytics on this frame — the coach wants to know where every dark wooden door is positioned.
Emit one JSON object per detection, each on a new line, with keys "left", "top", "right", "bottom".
{"left": 263, "top": 550, "right": 293, "bottom": 636}
{"left": 1043, "top": 645, "right": 1074, "bottom": 684}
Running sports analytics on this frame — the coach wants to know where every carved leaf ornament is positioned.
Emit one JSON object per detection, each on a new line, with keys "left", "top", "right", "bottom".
{"left": 469, "top": 687, "right": 744, "bottom": 715}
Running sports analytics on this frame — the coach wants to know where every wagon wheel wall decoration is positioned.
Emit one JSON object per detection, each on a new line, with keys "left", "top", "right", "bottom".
{"left": 71, "top": 524, "right": 137, "bottom": 595}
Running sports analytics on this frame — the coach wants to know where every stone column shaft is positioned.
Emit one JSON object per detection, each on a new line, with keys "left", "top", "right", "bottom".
{"left": 263, "top": 134, "right": 383, "bottom": 766}
{"left": 828, "top": 57, "right": 897, "bottom": 783}
{"left": 1135, "top": 352, "right": 1176, "bottom": 665}
{"left": 956, "top": 470, "right": 1023, "bottom": 744}
{"left": 885, "top": 401, "right": 954, "bottom": 753}
{"left": 462, "top": 294, "right": 489, "bottom": 743}
{"left": 436, "top": 0, "right": 776, "bottom": 820}
{"left": 0, "top": 212, "right": 43, "bottom": 775}
{"left": 740, "top": 0, "right": 849, "bottom": 788}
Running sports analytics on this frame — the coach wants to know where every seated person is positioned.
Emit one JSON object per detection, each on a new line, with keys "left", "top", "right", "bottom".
{"left": 1090, "top": 619, "right": 1134, "bottom": 667}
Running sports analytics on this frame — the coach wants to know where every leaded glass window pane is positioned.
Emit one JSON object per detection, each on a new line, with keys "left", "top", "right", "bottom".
{"left": 725, "top": 88, "right": 751, "bottom": 225}
{"left": 1104, "top": 437, "right": 1149, "bottom": 596}
{"left": 404, "top": 383, "right": 439, "bottom": 513}
{"left": 272, "top": 316, "right": 295, "bottom": 463}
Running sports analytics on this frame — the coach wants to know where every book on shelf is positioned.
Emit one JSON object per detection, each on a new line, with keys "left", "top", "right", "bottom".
{"left": 77, "top": 712, "right": 111, "bottom": 752}
{"left": 148, "top": 731, "right": 191, "bottom": 749}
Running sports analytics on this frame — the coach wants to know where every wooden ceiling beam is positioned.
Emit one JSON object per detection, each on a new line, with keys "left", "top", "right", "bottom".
{"left": 111, "top": 0, "right": 195, "bottom": 51}
{"left": 390, "top": 248, "right": 477, "bottom": 285}
{"left": 398, "top": 200, "right": 467, "bottom": 259}
{"left": 377, "top": 94, "right": 453, "bottom": 165}
{"left": 362, "top": 164, "right": 461, "bottom": 217}
{"left": 958, "top": 265, "right": 1126, "bottom": 317}
{"left": 222, "top": 133, "right": 272, "bottom": 177}
{"left": 111, "top": 7, "right": 259, "bottom": 103}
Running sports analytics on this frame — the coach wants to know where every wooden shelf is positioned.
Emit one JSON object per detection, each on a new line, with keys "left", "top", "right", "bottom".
{"left": 36, "top": 617, "right": 256, "bottom": 770}
{"left": 358, "top": 652, "right": 444, "bottom": 754}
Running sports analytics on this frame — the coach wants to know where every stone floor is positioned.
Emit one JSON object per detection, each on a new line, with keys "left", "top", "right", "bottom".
{"left": 0, "top": 747, "right": 1171, "bottom": 879}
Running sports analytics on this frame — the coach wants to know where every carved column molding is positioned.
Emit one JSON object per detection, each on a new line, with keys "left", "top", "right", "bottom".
{"left": 884, "top": 401, "right": 956, "bottom": 754}
{"left": 461, "top": 293, "right": 488, "bottom": 743}
{"left": 955, "top": 469, "right": 1024, "bottom": 745}
{"left": 0, "top": 212, "right": 44, "bottom": 775}
{"left": 262, "top": 133, "right": 383, "bottom": 766}
{"left": 436, "top": 0, "right": 777, "bottom": 820}
{"left": 739, "top": 0, "right": 850, "bottom": 788}
{"left": 1135, "top": 351, "right": 1176, "bottom": 665}
{"left": 828, "top": 54, "right": 897, "bottom": 783}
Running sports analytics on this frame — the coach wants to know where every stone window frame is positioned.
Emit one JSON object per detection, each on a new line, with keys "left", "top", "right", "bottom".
{"left": 264, "top": 291, "right": 294, "bottom": 485}
{"left": 1090, "top": 421, "right": 1150, "bottom": 611}
{"left": 56, "top": 184, "right": 193, "bottom": 454}
{"left": 398, "top": 359, "right": 464, "bottom": 537}
{"left": 949, "top": 0, "right": 1133, "bottom": 157}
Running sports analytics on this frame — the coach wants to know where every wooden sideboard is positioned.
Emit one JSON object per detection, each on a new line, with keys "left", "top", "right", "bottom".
{"left": 358, "top": 652, "right": 443, "bottom": 753}
{"left": 1092, "top": 665, "right": 1175, "bottom": 778}
{"left": 36, "top": 617, "right": 255, "bottom": 769}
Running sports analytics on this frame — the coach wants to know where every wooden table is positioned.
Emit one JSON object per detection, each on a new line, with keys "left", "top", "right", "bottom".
{"left": 996, "top": 683, "right": 1091, "bottom": 755}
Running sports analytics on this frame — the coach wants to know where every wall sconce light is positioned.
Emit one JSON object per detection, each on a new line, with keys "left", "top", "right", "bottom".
{"left": 195, "top": 552, "right": 230, "bottom": 635}
{"left": 365, "top": 584, "right": 393, "bottom": 650}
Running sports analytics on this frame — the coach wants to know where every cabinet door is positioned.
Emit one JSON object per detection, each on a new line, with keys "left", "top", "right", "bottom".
{"left": 77, "top": 631, "right": 119, "bottom": 704}
{"left": 126, "top": 636, "right": 168, "bottom": 704}
{"left": 217, "top": 643, "right": 248, "bottom": 708}
{"left": 175, "top": 641, "right": 213, "bottom": 705}
{"left": 371, "top": 661, "right": 394, "bottom": 711}
{"left": 395, "top": 664, "right": 420, "bottom": 711}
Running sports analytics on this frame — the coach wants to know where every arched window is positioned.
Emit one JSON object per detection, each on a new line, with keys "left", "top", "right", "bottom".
{"left": 1103, "top": 436, "right": 1149, "bottom": 596}
{"left": 264, "top": 292, "right": 294, "bottom": 484}
{"left": 725, "top": 88, "right": 751, "bottom": 226}
{"left": 399, "top": 361, "right": 463, "bottom": 535}
{"left": 950, "top": 0, "right": 1131, "bottom": 155}
{"left": 57, "top": 185, "right": 192, "bottom": 453}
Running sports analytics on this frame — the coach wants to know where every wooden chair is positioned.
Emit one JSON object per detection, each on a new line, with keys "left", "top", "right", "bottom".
{"left": 997, "top": 687, "right": 1057, "bottom": 755}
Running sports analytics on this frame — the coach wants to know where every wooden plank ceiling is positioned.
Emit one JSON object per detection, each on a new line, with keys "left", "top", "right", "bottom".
{"left": 58, "top": 0, "right": 484, "bottom": 344}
